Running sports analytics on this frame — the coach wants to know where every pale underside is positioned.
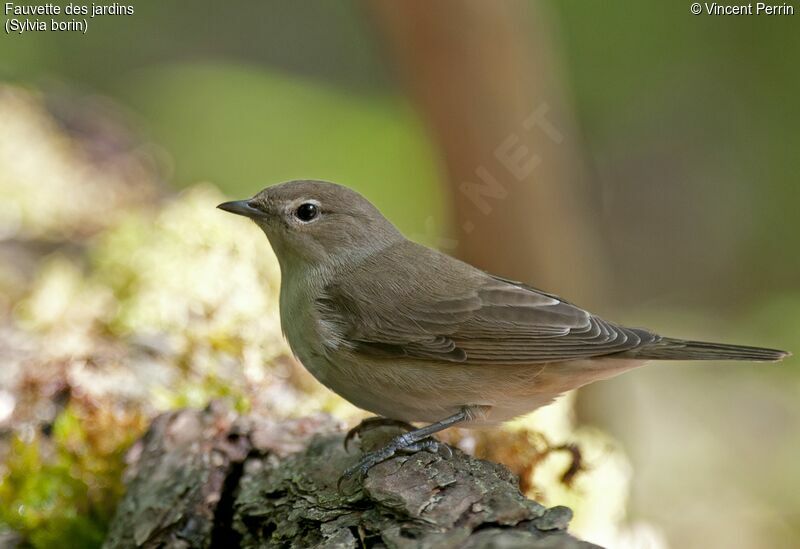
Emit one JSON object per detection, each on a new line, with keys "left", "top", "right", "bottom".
{"left": 282, "top": 240, "right": 657, "bottom": 425}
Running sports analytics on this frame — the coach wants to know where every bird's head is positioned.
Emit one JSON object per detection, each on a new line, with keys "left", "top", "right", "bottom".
{"left": 218, "top": 180, "right": 403, "bottom": 273}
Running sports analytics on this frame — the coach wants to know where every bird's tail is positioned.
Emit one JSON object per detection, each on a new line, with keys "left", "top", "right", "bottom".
{"left": 622, "top": 337, "right": 789, "bottom": 362}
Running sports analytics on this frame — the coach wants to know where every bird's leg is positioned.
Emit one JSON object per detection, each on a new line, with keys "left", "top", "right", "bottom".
{"left": 339, "top": 407, "right": 472, "bottom": 488}
{"left": 343, "top": 417, "right": 416, "bottom": 451}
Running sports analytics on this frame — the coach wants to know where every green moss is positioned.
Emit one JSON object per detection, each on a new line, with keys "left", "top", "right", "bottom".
{"left": 0, "top": 401, "right": 146, "bottom": 548}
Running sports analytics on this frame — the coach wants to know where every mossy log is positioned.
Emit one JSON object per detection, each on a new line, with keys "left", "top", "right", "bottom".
{"left": 104, "top": 405, "right": 599, "bottom": 548}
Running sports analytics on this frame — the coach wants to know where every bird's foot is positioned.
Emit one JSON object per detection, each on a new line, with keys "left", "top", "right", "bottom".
{"left": 399, "top": 437, "right": 452, "bottom": 458}
{"left": 338, "top": 434, "right": 452, "bottom": 490}
{"left": 337, "top": 408, "right": 470, "bottom": 492}
{"left": 343, "top": 416, "right": 416, "bottom": 451}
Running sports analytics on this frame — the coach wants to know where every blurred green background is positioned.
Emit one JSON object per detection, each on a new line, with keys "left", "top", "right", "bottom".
{"left": 1, "top": 1, "right": 798, "bottom": 548}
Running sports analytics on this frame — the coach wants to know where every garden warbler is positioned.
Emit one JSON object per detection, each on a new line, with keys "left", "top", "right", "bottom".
{"left": 218, "top": 180, "right": 788, "bottom": 479}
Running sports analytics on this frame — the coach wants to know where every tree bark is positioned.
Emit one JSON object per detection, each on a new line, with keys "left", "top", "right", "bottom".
{"left": 104, "top": 405, "right": 599, "bottom": 548}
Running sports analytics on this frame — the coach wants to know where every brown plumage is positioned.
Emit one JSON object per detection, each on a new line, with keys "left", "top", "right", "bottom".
{"left": 218, "top": 180, "right": 789, "bottom": 477}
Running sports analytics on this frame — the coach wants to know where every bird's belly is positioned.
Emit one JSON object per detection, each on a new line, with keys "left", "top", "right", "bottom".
{"left": 296, "top": 351, "right": 646, "bottom": 426}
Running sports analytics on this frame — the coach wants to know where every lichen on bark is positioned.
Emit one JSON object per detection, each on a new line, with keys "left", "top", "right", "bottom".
{"left": 104, "top": 405, "right": 598, "bottom": 548}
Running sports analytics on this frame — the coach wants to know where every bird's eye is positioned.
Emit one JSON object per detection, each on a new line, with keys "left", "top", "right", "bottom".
{"left": 294, "top": 202, "right": 319, "bottom": 222}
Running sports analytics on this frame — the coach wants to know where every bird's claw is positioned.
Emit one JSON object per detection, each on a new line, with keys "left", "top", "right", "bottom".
{"left": 343, "top": 417, "right": 416, "bottom": 451}
{"left": 399, "top": 438, "right": 452, "bottom": 459}
{"left": 337, "top": 435, "right": 453, "bottom": 491}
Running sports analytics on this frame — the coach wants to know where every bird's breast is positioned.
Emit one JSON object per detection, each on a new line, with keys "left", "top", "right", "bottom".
{"left": 279, "top": 279, "right": 346, "bottom": 385}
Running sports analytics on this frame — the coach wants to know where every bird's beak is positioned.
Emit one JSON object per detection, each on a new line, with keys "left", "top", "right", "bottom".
{"left": 217, "top": 200, "right": 266, "bottom": 219}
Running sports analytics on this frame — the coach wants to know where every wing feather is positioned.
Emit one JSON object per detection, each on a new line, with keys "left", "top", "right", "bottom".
{"left": 316, "top": 242, "right": 659, "bottom": 364}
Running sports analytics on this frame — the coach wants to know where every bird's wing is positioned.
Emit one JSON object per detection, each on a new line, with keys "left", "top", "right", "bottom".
{"left": 317, "top": 242, "right": 659, "bottom": 365}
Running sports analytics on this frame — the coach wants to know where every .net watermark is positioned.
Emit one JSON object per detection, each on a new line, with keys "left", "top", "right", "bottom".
{"left": 690, "top": 2, "right": 795, "bottom": 15}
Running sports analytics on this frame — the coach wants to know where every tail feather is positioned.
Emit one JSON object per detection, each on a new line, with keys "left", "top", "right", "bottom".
{"left": 624, "top": 337, "right": 789, "bottom": 362}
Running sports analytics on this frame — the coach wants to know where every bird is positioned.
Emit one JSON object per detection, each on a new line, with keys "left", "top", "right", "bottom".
{"left": 218, "top": 179, "right": 789, "bottom": 482}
